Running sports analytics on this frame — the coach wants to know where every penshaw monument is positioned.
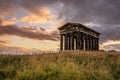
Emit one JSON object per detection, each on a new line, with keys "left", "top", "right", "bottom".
{"left": 58, "top": 23, "right": 100, "bottom": 51}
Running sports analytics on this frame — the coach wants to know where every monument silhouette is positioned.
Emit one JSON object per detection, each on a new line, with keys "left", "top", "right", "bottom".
{"left": 58, "top": 23, "right": 100, "bottom": 51}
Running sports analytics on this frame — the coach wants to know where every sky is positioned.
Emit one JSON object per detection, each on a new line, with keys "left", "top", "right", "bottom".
{"left": 0, "top": 0, "right": 120, "bottom": 53}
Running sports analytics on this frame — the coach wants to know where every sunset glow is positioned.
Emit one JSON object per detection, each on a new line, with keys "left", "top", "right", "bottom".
{"left": 0, "top": 0, "right": 120, "bottom": 53}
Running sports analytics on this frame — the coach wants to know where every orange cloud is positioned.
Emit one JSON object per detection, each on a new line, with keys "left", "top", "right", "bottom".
{"left": 0, "top": 40, "right": 11, "bottom": 44}
{"left": 1, "top": 20, "right": 15, "bottom": 26}
{"left": 0, "top": 25, "right": 59, "bottom": 41}
{"left": 22, "top": 7, "right": 52, "bottom": 24}
{"left": 0, "top": 17, "right": 15, "bottom": 26}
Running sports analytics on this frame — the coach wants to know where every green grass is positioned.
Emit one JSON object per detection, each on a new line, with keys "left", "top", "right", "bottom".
{"left": 0, "top": 51, "right": 120, "bottom": 80}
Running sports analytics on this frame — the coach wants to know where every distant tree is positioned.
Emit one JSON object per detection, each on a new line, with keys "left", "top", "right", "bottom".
{"left": 99, "top": 49, "right": 105, "bottom": 52}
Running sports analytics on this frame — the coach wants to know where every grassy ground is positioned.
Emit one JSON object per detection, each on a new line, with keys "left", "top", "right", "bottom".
{"left": 0, "top": 51, "right": 120, "bottom": 80}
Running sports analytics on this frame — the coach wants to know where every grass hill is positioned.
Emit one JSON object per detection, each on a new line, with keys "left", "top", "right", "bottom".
{"left": 0, "top": 51, "right": 120, "bottom": 80}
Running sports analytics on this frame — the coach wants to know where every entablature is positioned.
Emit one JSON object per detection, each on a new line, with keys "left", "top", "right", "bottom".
{"left": 59, "top": 23, "right": 100, "bottom": 38}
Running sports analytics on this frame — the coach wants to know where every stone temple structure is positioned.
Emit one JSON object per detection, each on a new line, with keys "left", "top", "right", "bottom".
{"left": 58, "top": 23, "right": 100, "bottom": 51}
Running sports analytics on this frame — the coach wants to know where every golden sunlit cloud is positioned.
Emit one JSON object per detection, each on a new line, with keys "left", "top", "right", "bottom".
{"left": 100, "top": 40, "right": 120, "bottom": 50}
{"left": 51, "top": 21, "right": 65, "bottom": 28}
{"left": 0, "top": 40, "right": 11, "bottom": 44}
{"left": 0, "top": 25, "right": 59, "bottom": 41}
{"left": 22, "top": 7, "right": 52, "bottom": 24}
{"left": 1, "top": 20, "right": 15, "bottom": 26}
{"left": 11, "top": 17, "right": 17, "bottom": 21}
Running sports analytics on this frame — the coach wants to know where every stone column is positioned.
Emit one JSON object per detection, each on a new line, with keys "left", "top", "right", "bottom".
{"left": 96, "top": 38, "right": 99, "bottom": 51}
{"left": 94, "top": 38, "right": 97, "bottom": 51}
{"left": 80, "top": 39, "right": 83, "bottom": 50}
{"left": 88, "top": 36, "right": 91, "bottom": 51}
{"left": 63, "top": 35, "right": 65, "bottom": 50}
{"left": 72, "top": 34, "right": 74, "bottom": 50}
{"left": 68, "top": 36, "right": 71, "bottom": 50}
{"left": 79, "top": 33, "right": 82, "bottom": 50}
{"left": 66, "top": 35, "right": 69, "bottom": 50}
{"left": 64, "top": 34, "right": 67, "bottom": 50}
{"left": 85, "top": 34, "right": 88, "bottom": 51}
{"left": 83, "top": 34, "right": 86, "bottom": 51}
{"left": 77, "top": 32, "right": 80, "bottom": 50}
{"left": 89, "top": 36, "right": 92, "bottom": 51}
{"left": 75, "top": 37, "right": 77, "bottom": 50}
{"left": 91, "top": 36, "right": 94, "bottom": 51}
{"left": 87, "top": 35, "right": 89, "bottom": 51}
{"left": 76, "top": 37, "right": 79, "bottom": 50}
{"left": 92, "top": 37, "right": 95, "bottom": 51}
{"left": 64, "top": 35, "right": 66, "bottom": 50}
{"left": 97, "top": 38, "right": 99, "bottom": 50}
{"left": 81, "top": 33, "right": 84, "bottom": 50}
{"left": 66, "top": 35, "right": 68, "bottom": 50}
{"left": 60, "top": 34, "right": 63, "bottom": 50}
{"left": 70, "top": 35, "right": 72, "bottom": 50}
{"left": 79, "top": 39, "right": 81, "bottom": 50}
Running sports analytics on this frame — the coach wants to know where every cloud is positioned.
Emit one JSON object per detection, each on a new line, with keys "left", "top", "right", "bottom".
{"left": 0, "top": 0, "right": 120, "bottom": 25}
{"left": 0, "top": 18, "right": 2, "bottom": 25}
{"left": 101, "top": 40, "right": 120, "bottom": 46}
{"left": 0, "top": 0, "right": 119, "bottom": 51}
{"left": 22, "top": 26, "right": 38, "bottom": 31}
{"left": 0, "top": 0, "right": 19, "bottom": 16}
{"left": 1, "top": 19, "right": 15, "bottom": 26}
{"left": 0, "top": 1, "right": 53, "bottom": 26}
{"left": 0, "top": 40, "right": 11, "bottom": 44}
{"left": 54, "top": 0, "right": 120, "bottom": 24}
{"left": 92, "top": 25, "right": 120, "bottom": 42}
{"left": 0, "top": 25, "right": 59, "bottom": 41}
{"left": 22, "top": 13, "right": 51, "bottom": 24}
{"left": 103, "top": 45, "right": 120, "bottom": 51}
{"left": 18, "top": 0, "right": 56, "bottom": 15}
{"left": 51, "top": 0, "right": 120, "bottom": 42}
{"left": 49, "top": 0, "right": 120, "bottom": 47}
{"left": 0, "top": 0, "right": 55, "bottom": 18}
{"left": 84, "top": 22, "right": 100, "bottom": 27}
{"left": 21, "top": 7, "right": 52, "bottom": 24}
{"left": 100, "top": 40, "right": 120, "bottom": 51}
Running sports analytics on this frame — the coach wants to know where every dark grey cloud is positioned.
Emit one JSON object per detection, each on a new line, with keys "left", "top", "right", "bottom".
{"left": 0, "top": 0, "right": 19, "bottom": 16}
{"left": 52, "top": 0, "right": 120, "bottom": 42}
{"left": 0, "top": 0, "right": 120, "bottom": 23}
{"left": 91, "top": 25, "right": 120, "bottom": 42}
{"left": 1, "top": 0, "right": 120, "bottom": 25}
{"left": 57, "top": 0, "right": 120, "bottom": 25}
{"left": 0, "top": 0, "right": 57, "bottom": 16}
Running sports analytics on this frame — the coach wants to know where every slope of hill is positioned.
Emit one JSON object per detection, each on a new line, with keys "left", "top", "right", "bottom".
{"left": 0, "top": 51, "right": 120, "bottom": 80}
